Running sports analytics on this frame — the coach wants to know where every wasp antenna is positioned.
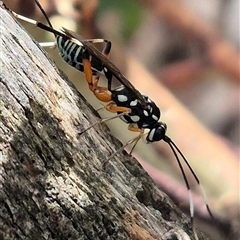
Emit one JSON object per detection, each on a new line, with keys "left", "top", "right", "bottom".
{"left": 164, "top": 138, "right": 198, "bottom": 239}
{"left": 165, "top": 136, "right": 215, "bottom": 222}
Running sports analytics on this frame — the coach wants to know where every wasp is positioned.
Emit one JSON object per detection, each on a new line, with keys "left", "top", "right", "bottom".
{"left": 9, "top": 0, "right": 146, "bottom": 108}
{"left": 7, "top": 1, "right": 215, "bottom": 239}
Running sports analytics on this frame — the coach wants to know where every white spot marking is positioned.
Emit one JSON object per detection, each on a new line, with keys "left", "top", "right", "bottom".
{"left": 117, "top": 95, "right": 128, "bottom": 102}
{"left": 130, "top": 115, "right": 140, "bottom": 122}
{"left": 143, "top": 110, "right": 149, "bottom": 116}
{"left": 152, "top": 115, "right": 159, "bottom": 121}
{"left": 130, "top": 99, "right": 138, "bottom": 106}
{"left": 148, "top": 129, "right": 155, "bottom": 141}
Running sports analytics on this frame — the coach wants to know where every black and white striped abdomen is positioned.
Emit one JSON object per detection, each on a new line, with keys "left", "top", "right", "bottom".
{"left": 56, "top": 36, "right": 104, "bottom": 75}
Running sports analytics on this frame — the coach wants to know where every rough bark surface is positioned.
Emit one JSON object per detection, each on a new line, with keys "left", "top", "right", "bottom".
{"left": 0, "top": 3, "right": 205, "bottom": 240}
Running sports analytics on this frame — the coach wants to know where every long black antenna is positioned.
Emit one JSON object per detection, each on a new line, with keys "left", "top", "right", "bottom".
{"left": 164, "top": 137, "right": 197, "bottom": 237}
{"left": 164, "top": 135, "right": 215, "bottom": 221}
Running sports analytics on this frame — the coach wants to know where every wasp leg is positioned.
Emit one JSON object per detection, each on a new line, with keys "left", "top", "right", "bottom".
{"left": 81, "top": 40, "right": 114, "bottom": 94}
{"left": 82, "top": 50, "right": 93, "bottom": 84}
{"left": 103, "top": 125, "right": 144, "bottom": 166}
{"left": 78, "top": 112, "right": 130, "bottom": 136}
{"left": 103, "top": 129, "right": 144, "bottom": 166}
{"left": 82, "top": 50, "right": 116, "bottom": 103}
{"left": 82, "top": 39, "right": 111, "bottom": 58}
{"left": 91, "top": 76, "right": 113, "bottom": 102}
{"left": 102, "top": 41, "right": 111, "bottom": 58}
{"left": 127, "top": 124, "right": 145, "bottom": 154}
{"left": 105, "top": 102, "right": 132, "bottom": 114}
{"left": 82, "top": 54, "right": 112, "bottom": 102}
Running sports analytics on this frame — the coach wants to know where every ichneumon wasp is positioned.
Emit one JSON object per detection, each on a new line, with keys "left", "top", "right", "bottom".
{"left": 9, "top": 0, "right": 147, "bottom": 108}
{"left": 6, "top": 1, "right": 216, "bottom": 239}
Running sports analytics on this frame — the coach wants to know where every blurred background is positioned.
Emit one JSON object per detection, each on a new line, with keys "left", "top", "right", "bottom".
{"left": 5, "top": 0, "right": 239, "bottom": 239}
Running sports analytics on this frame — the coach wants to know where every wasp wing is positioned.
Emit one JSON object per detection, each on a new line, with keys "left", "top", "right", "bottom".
{"left": 62, "top": 28, "right": 147, "bottom": 107}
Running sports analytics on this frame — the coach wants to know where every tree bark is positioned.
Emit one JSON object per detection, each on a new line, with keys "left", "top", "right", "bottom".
{"left": 0, "top": 3, "right": 205, "bottom": 239}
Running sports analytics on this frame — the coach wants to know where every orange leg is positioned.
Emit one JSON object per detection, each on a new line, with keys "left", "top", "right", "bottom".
{"left": 82, "top": 51, "right": 131, "bottom": 114}
{"left": 106, "top": 101, "right": 131, "bottom": 114}
{"left": 90, "top": 76, "right": 112, "bottom": 102}
{"left": 127, "top": 123, "right": 143, "bottom": 133}
{"left": 82, "top": 57, "right": 93, "bottom": 85}
{"left": 82, "top": 54, "right": 112, "bottom": 102}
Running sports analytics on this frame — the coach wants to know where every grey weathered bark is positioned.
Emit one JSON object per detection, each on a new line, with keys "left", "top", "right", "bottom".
{"left": 0, "top": 3, "right": 205, "bottom": 239}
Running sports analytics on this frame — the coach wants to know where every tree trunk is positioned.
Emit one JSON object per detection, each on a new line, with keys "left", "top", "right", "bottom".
{"left": 0, "top": 3, "right": 205, "bottom": 239}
